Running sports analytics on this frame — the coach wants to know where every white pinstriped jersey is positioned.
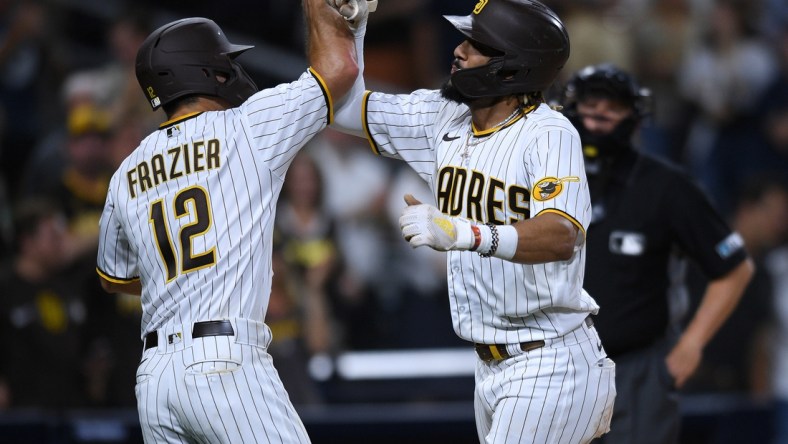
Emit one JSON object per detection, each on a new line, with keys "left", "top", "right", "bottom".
{"left": 97, "top": 69, "right": 332, "bottom": 338}
{"left": 363, "top": 89, "right": 598, "bottom": 344}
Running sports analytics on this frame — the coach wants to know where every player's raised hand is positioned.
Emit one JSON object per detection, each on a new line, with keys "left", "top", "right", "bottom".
{"left": 399, "top": 194, "right": 476, "bottom": 251}
{"left": 329, "top": 0, "right": 377, "bottom": 32}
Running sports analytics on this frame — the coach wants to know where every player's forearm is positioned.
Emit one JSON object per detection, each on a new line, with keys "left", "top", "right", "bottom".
{"left": 680, "top": 258, "right": 755, "bottom": 349}
{"left": 331, "top": 21, "right": 367, "bottom": 136}
{"left": 508, "top": 214, "right": 577, "bottom": 264}
{"left": 399, "top": 197, "right": 578, "bottom": 263}
{"left": 303, "top": 0, "right": 358, "bottom": 103}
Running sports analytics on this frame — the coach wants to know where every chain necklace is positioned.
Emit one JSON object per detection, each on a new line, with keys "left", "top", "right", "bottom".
{"left": 460, "top": 106, "right": 525, "bottom": 166}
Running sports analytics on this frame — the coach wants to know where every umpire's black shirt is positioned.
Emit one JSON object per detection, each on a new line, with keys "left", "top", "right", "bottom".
{"left": 584, "top": 149, "right": 748, "bottom": 358}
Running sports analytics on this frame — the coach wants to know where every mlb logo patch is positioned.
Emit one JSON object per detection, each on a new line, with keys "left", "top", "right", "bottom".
{"left": 609, "top": 231, "right": 646, "bottom": 256}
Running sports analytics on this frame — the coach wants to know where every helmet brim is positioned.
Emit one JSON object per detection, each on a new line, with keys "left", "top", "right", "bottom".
{"left": 224, "top": 44, "right": 254, "bottom": 58}
{"left": 444, "top": 14, "right": 473, "bottom": 40}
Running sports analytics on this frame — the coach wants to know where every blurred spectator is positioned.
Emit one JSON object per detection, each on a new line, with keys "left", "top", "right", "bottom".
{"left": 309, "top": 130, "right": 391, "bottom": 302}
{"left": 630, "top": 0, "right": 696, "bottom": 160}
{"left": 560, "top": 0, "right": 636, "bottom": 82}
{"left": 381, "top": 164, "right": 460, "bottom": 349}
{"left": 678, "top": 0, "right": 778, "bottom": 192}
{"left": 0, "top": 199, "right": 89, "bottom": 410}
{"left": 101, "top": 9, "right": 162, "bottom": 133}
{"left": 275, "top": 150, "right": 384, "bottom": 351}
{"left": 266, "top": 247, "right": 330, "bottom": 405}
{"left": 701, "top": 26, "right": 788, "bottom": 216}
{"left": 23, "top": 101, "right": 113, "bottom": 260}
{"left": 0, "top": 0, "right": 67, "bottom": 199}
{"left": 686, "top": 177, "right": 788, "bottom": 394}
{"left": 270, "top": 152, "right": 340, "bottom": 398}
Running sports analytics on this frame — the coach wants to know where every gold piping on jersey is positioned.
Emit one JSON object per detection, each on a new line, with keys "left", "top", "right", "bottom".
{"left": 96, "top": 267, "right": 140, "bottom": 284}
{"left": 159, "top": 112, "right": 203, "bottom": 129}
{"left": 535, "top": 208, "right": 587, "bottom": 238}
{"left": 308, "top": 67, "right": 334, "bottom": 125}
{"left": 362, "top": 90, "right": 380, "bottom": 155}
{"left": 470, "top": 104, "right": 536, "bottom": 137}
{"left": 532, "top": 176, "right": 580, "bottom": 202}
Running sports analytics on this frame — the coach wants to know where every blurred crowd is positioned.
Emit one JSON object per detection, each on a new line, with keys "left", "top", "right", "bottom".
{"left": 0, "top": 0, "right": 787, "bottom": 425}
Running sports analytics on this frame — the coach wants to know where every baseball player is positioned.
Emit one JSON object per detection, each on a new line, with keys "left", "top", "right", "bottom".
{"left": 95, "top": 2, "right": 361, "bottom": 442}
{"left": 561, "top": 64, "right": 755, "bottom": 444}
{"left": 331, "top": 0, "right": 615, "bottom": 442}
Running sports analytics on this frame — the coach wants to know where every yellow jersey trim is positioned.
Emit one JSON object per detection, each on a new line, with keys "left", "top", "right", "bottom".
{"left": 471, "top": 104, "right": 536, "bottom": 137}
{"left": 159, "top": 112, "right": 203, "bottom": 129}
{"left": 535, "top": 208, "right": 587, "bottom": 238}
{"left": 96, "top": 267, "right": 140, "bottom": 284}
{"left": 362, "top": 90, "right": 380, "bottom": 155}
{"left": 308, "top": 67, "right": 334, "bottom": 125}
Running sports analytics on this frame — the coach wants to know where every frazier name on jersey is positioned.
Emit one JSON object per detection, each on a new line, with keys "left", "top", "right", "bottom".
{"left": 127, "top": 139, "right": 221, "bottom": 198}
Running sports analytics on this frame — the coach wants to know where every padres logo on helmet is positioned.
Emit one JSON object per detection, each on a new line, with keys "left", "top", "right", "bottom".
{"left": 533, "top": 176, "right": 579, "bottom": 202}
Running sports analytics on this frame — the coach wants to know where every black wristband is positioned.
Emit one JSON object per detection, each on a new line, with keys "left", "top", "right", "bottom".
{"left": 478, "top": 223, "right": 499, "bottom": 258}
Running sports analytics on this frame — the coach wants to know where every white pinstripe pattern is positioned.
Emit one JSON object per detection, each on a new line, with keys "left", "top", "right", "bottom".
{"left": 365, "top": 91, "right": 597, "bottom": 343}
{"left": 136, "top": 319, "right": 310, "bottom": 443}
{"left": 473, "top": 321, "right": 615, "bottom": 443}
{"left": 364, "top": 89, "right": 613, "bottom": 442}
{"left": 97, "top": 69, "right": 328, "bottom": 443}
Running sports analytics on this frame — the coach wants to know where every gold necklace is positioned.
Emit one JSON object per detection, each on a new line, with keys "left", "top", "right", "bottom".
{"left": 460, "top": 106, "right": 524, "bottom": 166}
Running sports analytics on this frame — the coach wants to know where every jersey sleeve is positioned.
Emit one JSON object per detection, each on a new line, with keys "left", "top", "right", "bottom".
{"left": 96, "top": 175, "right": 139, "bottom": 283}
{"left": 363, "top": 89, "right": 449, "bottom": 178}
{"left": 526, "top": 120, "right": 591, "bottom": 241}
{"left": 667, "top": 172, "right": 748, "bottom": 278}
{"left": 241, "top": 68, "right": 332, "bottom": 178}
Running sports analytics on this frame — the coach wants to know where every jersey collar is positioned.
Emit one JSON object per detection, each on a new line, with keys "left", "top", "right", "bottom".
{"left": 159, "top": 112, "right": 204, "bottom": 129}
{"left": 470, "top": 104, "right": 537, "bottom": 137}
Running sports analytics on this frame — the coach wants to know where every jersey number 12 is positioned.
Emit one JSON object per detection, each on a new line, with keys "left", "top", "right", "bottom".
{"left": 149, "top": 186, "right": 217, "bottom": 282}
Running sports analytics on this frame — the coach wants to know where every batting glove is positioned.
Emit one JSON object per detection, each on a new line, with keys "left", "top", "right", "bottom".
{"left": 331, "top": 0, "right": 377, "bottom": 32}
{"left": 399, "top": 198, "right": 476, "bottom": 252}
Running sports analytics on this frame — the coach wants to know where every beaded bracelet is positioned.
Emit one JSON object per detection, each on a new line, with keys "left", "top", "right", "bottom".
{"left": 478, "top": 223, "right": 499, "bottom": 258}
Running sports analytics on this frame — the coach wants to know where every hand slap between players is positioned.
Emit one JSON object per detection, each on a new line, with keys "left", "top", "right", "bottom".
{"left": 329, "top": 0, "right": 378, "bottom": 32}
{"left": 399, "top": 194, "right": 476, "bottom": 251}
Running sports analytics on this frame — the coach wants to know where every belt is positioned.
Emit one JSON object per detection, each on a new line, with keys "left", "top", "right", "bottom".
{"left": 474, "top": 340, "right": 546, "bottom": 362}
{"left": 474, "top": 317, "right": 594, "bottom": 363}
{"left": 144, "top": 320, "right": 235, "bottom": 350}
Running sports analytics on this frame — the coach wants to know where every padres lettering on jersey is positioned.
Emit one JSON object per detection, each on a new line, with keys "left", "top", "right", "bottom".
{"left": 363, "top": 89, "right": 597, "bottom": 344}
{"left": 435, "top": 166, "right": 530, "bottom": 224}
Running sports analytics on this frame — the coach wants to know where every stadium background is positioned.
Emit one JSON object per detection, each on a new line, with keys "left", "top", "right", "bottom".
{"left": 0, "top": 0, "right": 786, "bottom": 442}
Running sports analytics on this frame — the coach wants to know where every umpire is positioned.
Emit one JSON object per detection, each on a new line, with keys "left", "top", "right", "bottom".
{"left": 561, "top": 64, "right": 755, "bottom": 443}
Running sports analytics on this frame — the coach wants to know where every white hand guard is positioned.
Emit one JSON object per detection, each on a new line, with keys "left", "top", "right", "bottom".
{"left": 399, "top": 204, "right": 476, "bottom": 251}
{"left": 331, "top": 0, "right": 377, "bottom": 31}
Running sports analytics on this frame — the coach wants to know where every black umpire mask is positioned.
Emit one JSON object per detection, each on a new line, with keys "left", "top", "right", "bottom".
{"left": 569, "top": 113, "right": 638, "bottom": 167}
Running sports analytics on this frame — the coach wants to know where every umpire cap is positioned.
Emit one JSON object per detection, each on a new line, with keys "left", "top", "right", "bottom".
{"left": 444, "top": 0, "right": 570, "bottom": 98}
{"left": 135, "top": 17, "right": 258, "bottom": 111}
